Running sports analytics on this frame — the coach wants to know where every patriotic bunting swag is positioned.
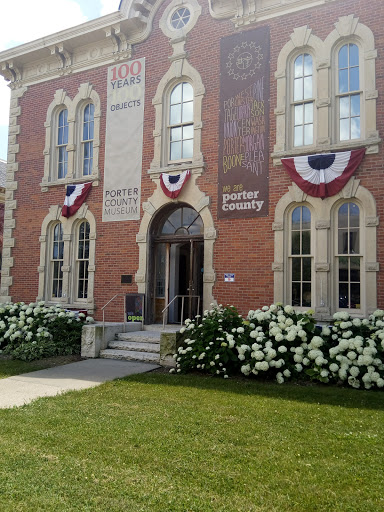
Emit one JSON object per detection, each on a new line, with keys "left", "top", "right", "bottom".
{"left": 160, "top": 170, "right": 191, "bottom": 199}
{"left": 62, "top": 182, "right": 92, "bottom": 218}
{"left": 281, "top": 148, "right": 366, "bottom": 199}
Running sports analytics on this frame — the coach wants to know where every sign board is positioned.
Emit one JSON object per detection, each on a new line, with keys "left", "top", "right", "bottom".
{"left": 125, "top": 293, "right": 145, "bottom": 322}
{"left": 218, "top": 28, "right": 270, "bottom": 219}
{"left": 103, "top": 58, "right": 145, "bottom": 222}
{"left": 224, "top": 273, "right": 235, "bottom": 282}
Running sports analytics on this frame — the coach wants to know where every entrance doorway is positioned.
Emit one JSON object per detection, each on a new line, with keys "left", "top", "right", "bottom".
{"left": 150, "top": 205, "right": 204, "bottom": 324}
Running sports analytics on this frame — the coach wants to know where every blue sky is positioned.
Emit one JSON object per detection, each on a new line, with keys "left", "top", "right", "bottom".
{"left": 0, "top": 0, "right": 120, "bottom": 161}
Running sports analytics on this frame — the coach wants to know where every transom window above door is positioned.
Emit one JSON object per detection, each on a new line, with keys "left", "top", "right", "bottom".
{"left": 157, "top": 206, "right": 203, "bottom": 236}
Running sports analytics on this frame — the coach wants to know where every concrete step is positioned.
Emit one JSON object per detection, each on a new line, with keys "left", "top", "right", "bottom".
{"left": 144, "top": 324, "right": 182, "bottom": 333}
{"left": 117, "top": 331, "right": 161, "bottom": 343}
{"left": 108, "top": 340, "right": 160, "bottom": 353}
{"left": 100, "top": 349, "right": 160, "bottom": 364}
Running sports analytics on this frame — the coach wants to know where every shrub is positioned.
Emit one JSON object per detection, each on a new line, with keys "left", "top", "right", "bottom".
{"left": 0, "top": 302, "right": 89, "bottom": 361}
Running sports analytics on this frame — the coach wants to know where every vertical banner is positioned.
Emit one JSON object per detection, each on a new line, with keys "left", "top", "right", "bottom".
{"left": 218, "top": 28, "right": 270, "bottom": 219}
{"left": 103, "top": 58, "right": 145, "bottom": 222}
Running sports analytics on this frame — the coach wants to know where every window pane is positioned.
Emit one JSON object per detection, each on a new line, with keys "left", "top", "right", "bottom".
{"left": 302, "top": 257, "right": 311, "bottom": 281}
{"left": 339, "top": 260, "right": 348, "bottom": 282}
{"left": 294, "top": 78, "right": 303, "bottom": 101}
{"left": 338, "top": 203, "right": 349, "bottom": 227}
{"left": 291, "top": 231, "right": 300, "bottom": 255}
{"left": 170, "top": 142, "right": 182, "bottom": 160}
{"left": 292, "top": 258, "right": 301, "bottom": 281}
{"left": 84, "top": 240, "right": 89, "bottom": 260}
{"left": 351, "top": 117, "right": 360, "bottom": 139}
{"left": 302, "top": 207, "right": 311, "bottom": 229}
{"left": 170, "top": 127, "right": 182, "bottom": 141}
{"left": 304, "top": 124, "right": 313, "bottom": 146}
{"left": 339, "top": 69, "right": 348, "bottom": 94}
{"left": 349, "top": 44, "right": 359, "bottom": 66}
{"left": 349, "top": 67, "right": 359, "bottom": 91}
{"left": 170, "top": 104, "right": 181, "bottom": 125}
{"left": 183, "top": 82, "right": 193, "bottom": 102}
{"left": 170, "top": 84, "right": 182, "bottom": 104}
{"left": 303, "top": 76, "right": 312, "bottom": 99}
{"left": 63, "top": 124, "right": 68, "bottom": 144}
{"left": 182, "top": 101, "right": 193, "bottom": 123}
{"left": 338, "top": 45, "right": 348, "bottom": 69}
{"left": 294, "top": 104, "right": 303, "bottom": 125}
{"left": 302, "top": 230, "right": 310, "bottom": 254}
{"left": 350, "top": 283, "right": 360, "bottom": 309}
{"left": 338, "top": 230, "right": 348, "bottom": 254}
{"left": 304, "top": 54, "right": 312, "bottom": 76}
{"left": 340, "top": 96, "right": 349, "bottom": 119}
{"left": 183, "top": 124, "right": 194, "bottom": 140}
{"left": 339, "top": 282, "right": 349, "bottom": 308}
{"left": 350, "top": 257, "right": 360, "bottom": 282}
{"left": 340, "top": 118, "right": 349, "bottom": 141}
{"left": 292, "top": 282, "right": 301, "bottom": 306}
{"left": 294, "top": 55, "right": 303, "bottom": 78}
{"left": 182, "top": 139, "right": 193, "bottom": 159}
{"left": 349, "top": 203, "right": 360, "bottom": 227}
{"left": 292, "top": 207, "right": 301, "bottom": 230}
{"left": 294, "top": 126, "right": 303, "bottom": 147}
{"left": 351, "top": 94, "right": 360, "bottom": 117}
{"left": 302, "top": 283, "right": 311, "bottom": 307}
{"left": 350, "top": 230, "right": 359, "bottom": 254}
{"left": 304, "top": 102, "right": 313, "bottom": 124}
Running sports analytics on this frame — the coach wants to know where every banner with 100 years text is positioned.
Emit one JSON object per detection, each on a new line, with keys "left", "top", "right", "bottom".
{"left": 103, "top": 58, "right": 145, "bottom": 222}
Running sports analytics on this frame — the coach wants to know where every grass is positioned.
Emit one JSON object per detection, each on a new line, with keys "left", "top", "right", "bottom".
{"left": 0, "top": 355, "right": 82, "bottom": 379}
{"left": 0, "top": 372, "right": 383, "bottom": 511}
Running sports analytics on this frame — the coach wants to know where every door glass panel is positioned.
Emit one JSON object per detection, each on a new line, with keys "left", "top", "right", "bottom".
{"left": 155, "top": 244, "right": 166, "bottom": 297}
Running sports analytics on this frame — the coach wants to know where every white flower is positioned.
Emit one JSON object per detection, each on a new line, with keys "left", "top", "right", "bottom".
{"left": 295, "top": 364, "right": 303, "bottom": 372}
{"left": 276, "top": 372, "right": 284, "bottom": 384}
{"left": 241, "top": 364, "right": 251, "bottom": 376}
{"left": 329, "top": 363, "right": 339, "bottom": 373}
{"left": 237, "top": 327, "right": 244, "bottom": 333}
{"left": 210, "top": 361, "right": 215, "bottom": 367}
{"left": 347, "top": 351, "right": 357, "bottom": 360}
{"left": 283, "top": 369, "right": 291, "bottom": 378}
{"left": 293, "top": 354, "right": 303, "bottom": 363}
{"left": 169, "top": 368, "right": 175, "bottom": 373}
{"left": 284, "top": 305, "right": 294, "bottom": 315}
{"left": 224, "top": 375, "right": 229, "bottom": 379}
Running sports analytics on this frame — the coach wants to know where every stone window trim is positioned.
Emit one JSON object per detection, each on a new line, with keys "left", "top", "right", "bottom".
{"left": 159, "top": 0, "right": 202, "bottom": 41}
{"left": 41, "top": 83, "right": 101, "bottom": 190}
{"left": 149, "top": 59, "right": 205, "bottom": 175}
{"left": 272, "top": 16, "right": 380, "bottom": 165}
{"left": 37, "top": 203, "right": 96, "bottom": 313}
{"left": 273, "top": 178, "right": 378, "bottom": 320}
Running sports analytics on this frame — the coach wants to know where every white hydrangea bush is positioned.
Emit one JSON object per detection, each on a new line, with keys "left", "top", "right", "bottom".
{"left": 0, "top": 301, "right": 85, "bottom": 361}
{"left": 174, "top": 302, "right": 384, "bottom": 391}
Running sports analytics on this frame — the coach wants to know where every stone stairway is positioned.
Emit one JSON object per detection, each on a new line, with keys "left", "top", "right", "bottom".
{"left": 99, "top": 325, "right": 181, "bottom": 364}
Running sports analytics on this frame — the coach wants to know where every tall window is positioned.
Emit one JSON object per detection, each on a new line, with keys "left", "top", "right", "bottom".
{"left": 338, "top": 44, "right": 360, "bottom": 141}
{"left": 337, "top": 203, "right": 361, "bottom": 309}
{"left": 169, "top": 82, "right": 194, "bottom": 161}
{"left": 293, "top": 54, "right": 314, "bottom": 147}
{"left": 77, "top": 221, "right": 90, "bottom": 299}
{"left": 290, "top": 206, "right": 312, "bottom": 307}
{"left": 82, "top": 104, "right": 94, "bottom": 176}
{"left": 51, "top": 223, "right": 64, "bottom": 298}
{"left": 57, "top": 109, "right": 68, "bottom": 179}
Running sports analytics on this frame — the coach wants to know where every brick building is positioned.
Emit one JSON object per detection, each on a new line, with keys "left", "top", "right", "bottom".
{"left": 0, "top": 0, "right": 382, "bottom": 323}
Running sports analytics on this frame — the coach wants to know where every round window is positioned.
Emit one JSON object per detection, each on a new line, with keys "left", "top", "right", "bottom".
{"left": 171, "top": 7, "right": 191, "bottom": 30}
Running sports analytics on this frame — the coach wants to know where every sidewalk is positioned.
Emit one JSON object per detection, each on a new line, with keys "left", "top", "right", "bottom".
{"left": 0, "top": 359, "right": 160, "bottom": 409}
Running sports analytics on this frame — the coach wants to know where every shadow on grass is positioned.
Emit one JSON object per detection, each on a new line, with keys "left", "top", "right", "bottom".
{"left": 122, "top": 370, "right": 384, "bottom": 412}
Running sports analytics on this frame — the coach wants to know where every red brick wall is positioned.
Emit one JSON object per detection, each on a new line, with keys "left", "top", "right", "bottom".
{"left": 10, "top": 0, "right": 384, "bottom": 319}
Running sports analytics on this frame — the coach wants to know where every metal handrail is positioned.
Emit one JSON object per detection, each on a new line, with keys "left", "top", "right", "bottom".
{"left": 101, "top": 293, "right": 127, "bottom": 347}
{"left": 162, "top": 294, "right": 201, "bottom": 328}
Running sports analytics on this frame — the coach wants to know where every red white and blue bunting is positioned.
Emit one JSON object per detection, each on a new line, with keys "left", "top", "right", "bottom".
{"left": 62, "top": 182, "right": 92, "bottom": 218}
{"left": 281, "top": 148, "right": 366, "bottom": 199}
{"left": 160, "top": 170, "right": 191, "bottom": 199}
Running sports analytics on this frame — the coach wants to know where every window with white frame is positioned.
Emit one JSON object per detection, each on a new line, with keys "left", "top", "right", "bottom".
{"left": 336, "top": 202, "right": 361, "bottom": 309}
{"left": 77, "top": 220, "right": 90, "bottom": 299}
{"left": 337, "top": 44, "right": 361, "bottom": 141}
{"left": 290, "top": 205, "right": 312, "bottom": 307}
{"left": 51, "top": 222, "right": 64, "bottom": 298}
{"left": 169, "top": 82, "right": 194, "bottom": 162}
{"left": 42, "top": 84, "right": 101, "bottom": 188}
{"left": 57, "top": 109, "right": 68, "bottom": 179}
{"left": 293, "top": 54, "right": 314, "bottom": 147}
{"left": 81, "top": 104, "right": 94, "bottom": 176}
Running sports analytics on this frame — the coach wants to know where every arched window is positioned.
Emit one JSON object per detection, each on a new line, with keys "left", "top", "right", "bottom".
{"left": 293, "top": 54, "right": 314, "bottom": 147}
{"left": 290, "top": 206, "right": 312, "bottom": 307}
{"left": 51, "top": 223, "right": 64, "bottom": 298}
{"left": 169, "top": 82, "right": 194, "bottom": 162}
{"left": 157, "top": 206, "right": 203, "bottom": 236}
{"left": 337, "top": 202, "right": 361, "bottom": 309}
{"left": 82, "top": 104, "right": 94, "bottom": 176}
{"left": 57, "top": 109, "right": 68, "bottom": 179}
{"left": 338, "top": 43, "right": 360, "bottom": 141}
{"left": 77, "top": 221, "right": 90, "bottom": 299}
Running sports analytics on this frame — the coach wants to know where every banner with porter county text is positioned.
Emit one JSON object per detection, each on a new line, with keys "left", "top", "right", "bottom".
{"left": 103, "top": 58, "right": 145, "bottom": 222}
{"left": 218, "top": 29, "right": 270, "bottom": 219}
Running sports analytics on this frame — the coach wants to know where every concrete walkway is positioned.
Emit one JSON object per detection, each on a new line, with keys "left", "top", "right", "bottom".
{"left": 0, "top": 359, "right": 160, "bottom": 409}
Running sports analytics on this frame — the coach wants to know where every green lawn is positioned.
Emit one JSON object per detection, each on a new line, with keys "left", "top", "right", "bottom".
{"left": 0, "top": 355, "right": 81, "bottom": 379}
{"left": 0, "top": 373, "right": 383, "bottom": 511}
